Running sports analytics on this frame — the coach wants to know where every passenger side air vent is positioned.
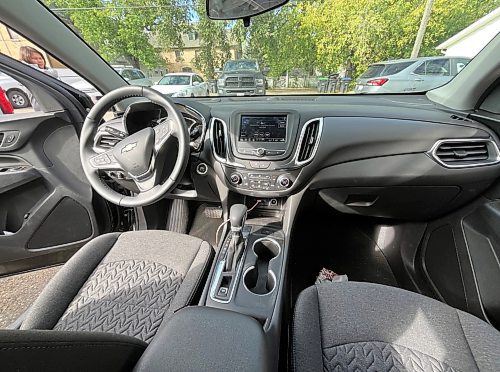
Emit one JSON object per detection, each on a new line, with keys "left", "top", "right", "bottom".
{"left": 431, "top": 139, "right": 500, "bottom": 168}
{"left": 211, "top": 118, "right": 227, "bottom": 160}
{"left": 296, "top": 119, "right": 322, "bottom": 165}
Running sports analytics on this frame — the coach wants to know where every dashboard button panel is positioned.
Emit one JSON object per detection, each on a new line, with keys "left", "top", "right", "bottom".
{"left": 225, "top": 169, "right": 295, "bottom": 191}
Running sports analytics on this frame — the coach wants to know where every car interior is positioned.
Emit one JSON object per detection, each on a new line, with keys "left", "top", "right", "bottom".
{"left": 0, "top": 1, "right": 499, "bottom": 372}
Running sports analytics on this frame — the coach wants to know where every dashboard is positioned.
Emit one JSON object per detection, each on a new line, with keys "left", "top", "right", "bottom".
{"left": 94, "top": 94, "right": 500, "bottom": 220}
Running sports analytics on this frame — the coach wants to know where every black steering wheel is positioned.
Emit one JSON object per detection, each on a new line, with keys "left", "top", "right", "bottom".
{"left": 80, "top": 86, "right": 189, "bottom": 207}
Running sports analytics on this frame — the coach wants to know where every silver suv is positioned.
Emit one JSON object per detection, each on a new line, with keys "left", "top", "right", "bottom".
{"left": 355, "top": 56, "right": 470, "bottom": 94}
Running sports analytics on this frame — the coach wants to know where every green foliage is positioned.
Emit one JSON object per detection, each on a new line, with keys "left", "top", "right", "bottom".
{"left": 45, "top": 0, "right": 191, "bottom": 68}
{"left": 44, "top": 0, "right": 500, "bottom": 79}
{"left": 281, "top": 0, "right": 499, "bottom": 77}
{"left": 192, "top": 1, "right": 235, "bottom": 79}
{"left": 245, "top": 5, "right": 318, "bottom": 76}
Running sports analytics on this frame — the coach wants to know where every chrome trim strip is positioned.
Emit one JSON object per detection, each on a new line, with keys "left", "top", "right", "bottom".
{"left": 294, "top": 117, "right": 324, "bottom": 166}
{"left": 251, "top": 237, "right": 282, "bottom": 259}
{"left": 209, "top": 117, "right": 245, "bottom": 167}
{"left": 428, "top": 138, "right": 500, "bottom": 169}
{"left": 242, "top": 266, "right": 277, "bottom": 296}
{"left": 209, "top": 254, "right": 246, "bottom": 304}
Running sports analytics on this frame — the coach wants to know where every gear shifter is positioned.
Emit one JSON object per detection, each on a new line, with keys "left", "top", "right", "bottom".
{"left": 225, "top": 204, "right": 247, "bottom": 271}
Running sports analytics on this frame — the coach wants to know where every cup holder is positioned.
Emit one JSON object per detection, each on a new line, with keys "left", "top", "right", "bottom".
{"left": 243, "top": 239, "right": 280, "bottom": 295}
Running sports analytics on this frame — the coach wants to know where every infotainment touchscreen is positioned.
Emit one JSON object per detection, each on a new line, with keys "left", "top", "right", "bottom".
{"left": 239, "top": 115, "right": 287, "bottom": 142}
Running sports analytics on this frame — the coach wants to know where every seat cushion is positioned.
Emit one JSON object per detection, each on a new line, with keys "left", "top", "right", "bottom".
{"left": 20, "top": 231, "right": 213, "bottom": 343}
{"left": 293, "top": 282, "right": 500, "bottom": 372}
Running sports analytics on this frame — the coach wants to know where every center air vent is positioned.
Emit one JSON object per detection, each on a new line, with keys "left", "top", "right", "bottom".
{"left": 296, "top": 119, "right": 323, "bottom": 165}
{"left": 431, "top": 139, "right": 500, "bottom": 168}
{"left": 211, "top": 118, "right": 227, "bottom": 161}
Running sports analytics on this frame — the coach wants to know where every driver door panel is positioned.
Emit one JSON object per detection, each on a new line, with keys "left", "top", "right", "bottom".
{"left": 0, "top": 113, "right": 99, "bottom": 275}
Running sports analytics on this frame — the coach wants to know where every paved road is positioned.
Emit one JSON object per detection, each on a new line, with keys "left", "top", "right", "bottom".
{"left": 0, "top": 266, "right": 61, "bottom": 328}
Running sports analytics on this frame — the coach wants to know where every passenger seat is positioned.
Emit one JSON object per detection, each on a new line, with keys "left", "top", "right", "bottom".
{"left": 293, "top": 282, "right": 500, "bottom": 371}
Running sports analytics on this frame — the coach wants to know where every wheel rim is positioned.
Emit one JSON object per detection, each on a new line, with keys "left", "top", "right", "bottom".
{"left": 11, "top": 94, "right": 25, "bottom": 106}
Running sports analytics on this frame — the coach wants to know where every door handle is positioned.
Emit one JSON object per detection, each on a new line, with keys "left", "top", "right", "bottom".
{"left": 414, "top": 78, "right": 424, "bottom": 82}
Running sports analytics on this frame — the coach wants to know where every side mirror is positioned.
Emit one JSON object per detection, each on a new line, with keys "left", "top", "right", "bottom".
{"left": 215, "top": 69, "right": 222, "bottom": 74}
{"left": 262, "top": 67, "right": 270, "bottom": 75}
{"left": 193, "top": 81, "right": 200, "bottom": 86}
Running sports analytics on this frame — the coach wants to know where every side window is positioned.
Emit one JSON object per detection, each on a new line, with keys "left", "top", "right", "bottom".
{"left": 196, "top": 75, "right": 204, "bottom": 83}
{"left": 453, "top": 58, "right": 470, "bottom": 75}
{"left": 0, "top": 21, "right": 103, "bottom": 117}
{"left": 413, "top": 62, "right": 426, "bottom": 75}
{"left": 0, "top": 71, "right": 34, "bottom": 114}
{"left": 413, "top": 60, "right": 450, "bottom": 76}
{"left": 134, "top": 70, "right": 146, "bottom": 79}
{"left": 425, "top": 59, "right": 450, "bottom": 76}
{"left": 120, "top": 70, "right": 134, "bottom": 80}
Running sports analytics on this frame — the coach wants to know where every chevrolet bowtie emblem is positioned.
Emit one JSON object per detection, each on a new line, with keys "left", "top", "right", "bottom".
{"left": 121, "top": 142, "right": 137, "bottom": 153}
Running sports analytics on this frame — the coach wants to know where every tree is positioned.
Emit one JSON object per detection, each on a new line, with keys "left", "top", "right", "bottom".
{"left": 243, "top": 4, "right": 317, "bottom": 76}
{"left": 192, "top": 1, "right": 237, "bottom": 79}
{"left": 45, "top": 0, "right": 191, "bottom": 68}
{"left": 296, "top": 0, "right": 498, "bottom": 77}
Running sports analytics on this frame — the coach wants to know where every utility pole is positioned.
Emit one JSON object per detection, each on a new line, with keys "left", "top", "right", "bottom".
{"left": 411, "top": 0, "right": 435, "bottom": 58}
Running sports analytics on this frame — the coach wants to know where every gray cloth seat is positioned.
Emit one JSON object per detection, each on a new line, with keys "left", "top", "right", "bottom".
{"left": 293, "top": 282, "right": 500, "bottom": 372}
{"left": 19, "top": 231, "right": 213, "bottom": 344}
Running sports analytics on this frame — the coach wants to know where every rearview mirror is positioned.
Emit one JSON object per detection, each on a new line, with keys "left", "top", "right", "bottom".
{"left": 207, "top": 0, "right": 288, "bottom": 20}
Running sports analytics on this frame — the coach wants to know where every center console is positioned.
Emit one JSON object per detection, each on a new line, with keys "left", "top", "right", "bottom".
{"left": 207, "top": 216, "right": 285, "bottom": 324}
{"left": 210, "top": 110, "right": 323, "bottom": 196}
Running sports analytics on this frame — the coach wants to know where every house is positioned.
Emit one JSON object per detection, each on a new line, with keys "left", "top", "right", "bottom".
{"left": 160, "top": 31, "right": 241, "bottom": 76}
{"left": 436, "top": 7, "right": 500, "bottom": 57}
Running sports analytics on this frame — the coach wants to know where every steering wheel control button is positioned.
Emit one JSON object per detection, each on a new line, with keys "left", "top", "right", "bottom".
{"left": 230, "top": 173, "right": 243, "bottom": 185}
{"left": 154, "top": 120, "right": 171, "bottom": 144}
{"left": 196, "top": 163, "right": 208, "bottom": 175}
{"left": 91, "top": 153, "right": 112, "bottom": 167}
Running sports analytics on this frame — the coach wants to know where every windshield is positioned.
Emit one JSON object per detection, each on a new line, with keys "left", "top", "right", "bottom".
{"left": 158, "top": 75, "right": 191, "bottom": 85}
{"left": 223, "top": 60, "right": 259, "bottom": 72}
{"left": 36, "top": 1, "right": 499, "bottom": 97}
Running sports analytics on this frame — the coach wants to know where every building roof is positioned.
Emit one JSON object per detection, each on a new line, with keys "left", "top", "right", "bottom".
{"left": 437, "top": 7, "right": 500, "bottom": 49}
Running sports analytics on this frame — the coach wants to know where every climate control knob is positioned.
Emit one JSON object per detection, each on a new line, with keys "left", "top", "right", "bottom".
{"left": 277, "top": 175, "right": 292, "bottom": 188}
{"left": 229, "top": 173, "right": 243, "bottom": 185}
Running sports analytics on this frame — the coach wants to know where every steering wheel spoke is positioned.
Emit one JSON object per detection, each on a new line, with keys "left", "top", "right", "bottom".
{"left": 132, "top": 170, "right": 158, "bottom": 192}
{"left": 153, "top": 118, "right": 178, "bottom": 152}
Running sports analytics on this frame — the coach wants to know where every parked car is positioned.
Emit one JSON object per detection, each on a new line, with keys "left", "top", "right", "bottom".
{"left": 217, "top": 59, "right": 267, "bottom": 96}
{"left": 114, "top": 67, "right": 153, "bottom": 86}
{"left": 151, "top": 73, "right": 210, "bottom": 97}
{"left": 0, "top": 72, "right": 31, "bottom": 108}
{"left": 54, "top": 68, "right": 102, "bottom": 103}
{"left": 0, "top": 86, "right": 14, "bottom": 114}
{"left": 355, "top": 56, "right": 470, "bottom": 93}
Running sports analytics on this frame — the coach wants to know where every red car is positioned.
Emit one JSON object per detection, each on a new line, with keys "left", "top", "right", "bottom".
{"left": 0, "top": 86, "right": 14, "bottom": 114}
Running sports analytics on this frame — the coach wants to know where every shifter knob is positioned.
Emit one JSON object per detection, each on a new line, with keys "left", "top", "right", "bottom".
{"left": 230, "top": 204, "right": 248, "bottom": 231}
